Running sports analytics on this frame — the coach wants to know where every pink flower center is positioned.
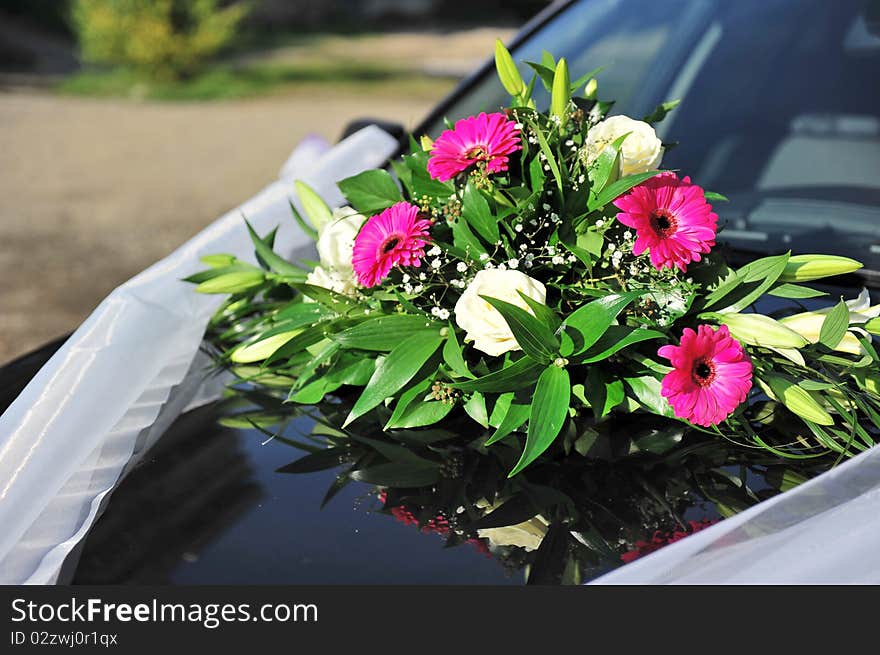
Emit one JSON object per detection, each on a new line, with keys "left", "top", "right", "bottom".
{"left": 649, "top": 209, "right": 678, "bottom": 238}
{"left": 691, "top": 358, "right": 716, "bottom": 387}
{"left": 379, "top": 232, "right": 405, "bottom": 255}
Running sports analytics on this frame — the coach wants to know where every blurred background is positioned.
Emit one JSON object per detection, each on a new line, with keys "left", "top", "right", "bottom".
{"left": 0, "top": 0, "right": 550, "bottom": 364}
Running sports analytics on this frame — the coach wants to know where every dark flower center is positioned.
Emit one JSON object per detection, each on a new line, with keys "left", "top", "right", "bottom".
{"left": 692, "top": 359, "right": 716, "bottom": 387}
{"left": 649, "top": 209, "right": 678, "bottom": 238}
{"left": 378, "top": 232, "right": 406, "bottom": 256}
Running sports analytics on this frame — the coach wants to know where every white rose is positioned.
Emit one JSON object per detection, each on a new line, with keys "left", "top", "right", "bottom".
{"left": 454, "top": 269, "right": 547, "bottom": 357}
{"left": 316, "top": 206, "right": 364, "bottom": 273}
{"left": 477, "top": 515, "right": 549, "bottom": 552}
{"left": 582, "top": 115, "right": 663, "bottom": 177}
{"left": 305, "top": 265, "right": 356, "bottom": 298}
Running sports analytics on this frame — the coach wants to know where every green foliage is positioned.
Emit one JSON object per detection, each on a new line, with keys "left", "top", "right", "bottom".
{"left": 71, "top": 0, "right": 250, "bottom": 81}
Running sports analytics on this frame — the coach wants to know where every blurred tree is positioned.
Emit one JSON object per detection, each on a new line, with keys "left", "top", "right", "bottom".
{"left": 71, "top": 0, "right": 250, "bottom": 80}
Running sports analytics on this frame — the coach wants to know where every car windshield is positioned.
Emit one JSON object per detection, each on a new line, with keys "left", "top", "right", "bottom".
{"left": 430, "top": 0, "right": 880, "bottom": 270}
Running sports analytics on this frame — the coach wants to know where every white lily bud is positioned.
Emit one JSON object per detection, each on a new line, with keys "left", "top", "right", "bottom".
{"left": 779, "top": 254, "right": 863, "bottom": 282}
{"left": 720, "top": 313, "right": 808, "bottom": 349}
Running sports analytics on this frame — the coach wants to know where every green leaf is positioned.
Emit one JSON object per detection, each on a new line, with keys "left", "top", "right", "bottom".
{"left": 288, "top": 377, "right": 339, "bottom": 405}
{"left": 384, "top": 378, "right": 432, "bottom": 428}
{"left": 518, "top": 291, "right": 562, "bottom": 331}
{"left": 332, "top": 314, "right": 441, "bottom": 351}
{"left": 570, "top": 65, "right": 603, "bottom": 94}
{"left": 587, "top": 132, "right": 627, "bottom": 193}
{"left": 452, "top": 216, "right": 487, "bottom": 258}
{"left": 587, "top": 170, "right": 661, "bottom": 211}
{"left": 767, "top": 283, "right": 828, "bottom": 299}
{"left": 350, "top": 462, "right": 440, "bottom": 487}
{"left": 461, "top": 182, "right": 499, "bottom": 244}
{"left": 489, "top": 392, "right": 513, "bottom": 427}
{"left": 443, "top": 328, "right": 473, "bottom": 378}
{"left": 323, "top": 354, "right": 376, "bottom": 386}
{"left": 387, "top": 398, "right": 454, "bottom": 429}
{"left": 575, "top": 229, "right": 603, "bottom": 257}
{"left": 183, "top": 262, "right": 262, "bottom": 284}
{"left": 485, "top": 401, "right": 530, "bottom": 445}
{"left": 865, "top": 317, "right": 880, "bottom": 336}
{"left": 287, "top": 198, "right": 318, "bottom": 240}
{"left": 294, "top": 180, "right": 332, "bottom": 231}
{"left": 703, "top": 191, "right": 729, "bottom": 203}
{"left": 404, "top": 153, "right": 454, "bottom": 199}
{"left": 624, "top": 375, "right": 675, "bottom": 418}
{"left": 274, "top": 300, "right": 334, "bottom": 324}
{"left": 288, "top": 283, "right": 359, "bottom": 314}
{"left": 578, "top": 326, "right": 665, "bottom": 363}
{"left": 704, "top": 252, "right": 790, "bottom": 312}
{"left": 560, "top": 292, "right": 640, "bottom": 356}
{"left": 494, "top": 38, "right": 526, "bottom": 96}
{"left": 550, "top": 57, "right": 571, "bottom": 124}
{"left": 464, "top": 391, "right": 489, "bottom": 428}
{"left": 642, "top": 99, "right": 680, "bottom": 124}
{"left": 195, "top": 270, "right": 265, "bottom": 294}
{"left": 528, "top": 155, "right": 545, "bottom": 190}
{"left": 263, "top": 323, "right": 338, "bottom": 365}
{"left": 244, "top": 220, "right": 304, "bottom": 277}
{"left": 525, "top": 60, "right": 555, "bottom": 89}
{"left": 585, "top": 368, "right": 624, "bottom": 420}
{"left": 529, "top": 118, "right": 563, "bottom": 194}
{"left": 481, "top": 295, "right": 559, "bottom": 363}
{"left": 345, "top": 333, "right": 444, "bottom": 426}
{"left": 819, "top": 299, "right": 850, "bottom": 349}
{"left": 509, "top": 365, "right": 570, "bottom": 476}
{"left": 200, "top": 254, "right": 237, "bottom": 267}
{"left": 561, "top": 240, "right": 595, "bottom": 268}
{"left": 450, "top": 356, "right": 544, "bottom": 393}
{"left": 337, "top": 169, "right": 403, "bottom": 213}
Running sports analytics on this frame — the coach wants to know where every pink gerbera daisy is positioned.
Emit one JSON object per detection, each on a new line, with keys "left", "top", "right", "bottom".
{"left": 657, "top": 324, "right": 753, "bottom": 427}
{"left": 427, "top": 112, "right": 521, "bottom": 182}
{"left": 613, "top": 172, "right": 718, "bottom": 272}
{"left": 352, "top": 202, "right": 432, "bottom": 288}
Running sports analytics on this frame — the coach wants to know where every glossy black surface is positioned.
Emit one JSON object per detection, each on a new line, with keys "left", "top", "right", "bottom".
{"left": 70, "top": 404, "right": 519, "bottom": 585}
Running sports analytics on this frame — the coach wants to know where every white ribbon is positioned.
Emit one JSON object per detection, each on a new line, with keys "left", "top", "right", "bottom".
{"left": 0, "top": 126, "right": 399, "bottom": 584}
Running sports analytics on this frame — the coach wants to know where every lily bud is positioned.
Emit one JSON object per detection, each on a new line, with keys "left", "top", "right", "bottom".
{"left": 779, "top": 290, "right": 879, "bottom": 355}
{"left": 550, "top": 58, "right": 571, "bottom": 125}
{"left": 757, "top": 374, "right": 834, "bottom": 426}
{"left": 584, "top": 78, "right": 598, "bottom": 100}
{"left": 779, "top": 254, "right": 863, "bottom": 282}
{"left": 494, "top": 39, "right": 526, "bottom": 97}
{"left": 720, "top": 313, "right": 808, "bottom": 349}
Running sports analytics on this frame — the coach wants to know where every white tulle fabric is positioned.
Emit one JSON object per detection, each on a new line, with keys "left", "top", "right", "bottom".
{"left": 0, "top": 126, "right": 399, "bottom": 584}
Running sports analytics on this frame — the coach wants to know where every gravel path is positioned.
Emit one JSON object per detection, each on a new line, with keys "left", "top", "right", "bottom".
{"left": 0, "top": 89, "right": 438, "bottom": 364}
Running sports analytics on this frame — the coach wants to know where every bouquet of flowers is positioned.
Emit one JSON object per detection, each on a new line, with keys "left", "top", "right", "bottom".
{"left": 190, "top": 42, "right": 880, "bottom": 477}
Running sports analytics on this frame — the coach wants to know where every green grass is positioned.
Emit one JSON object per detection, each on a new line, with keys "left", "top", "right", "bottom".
{"left": 57, "top": 60, "right": 458, "bottom": 102}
